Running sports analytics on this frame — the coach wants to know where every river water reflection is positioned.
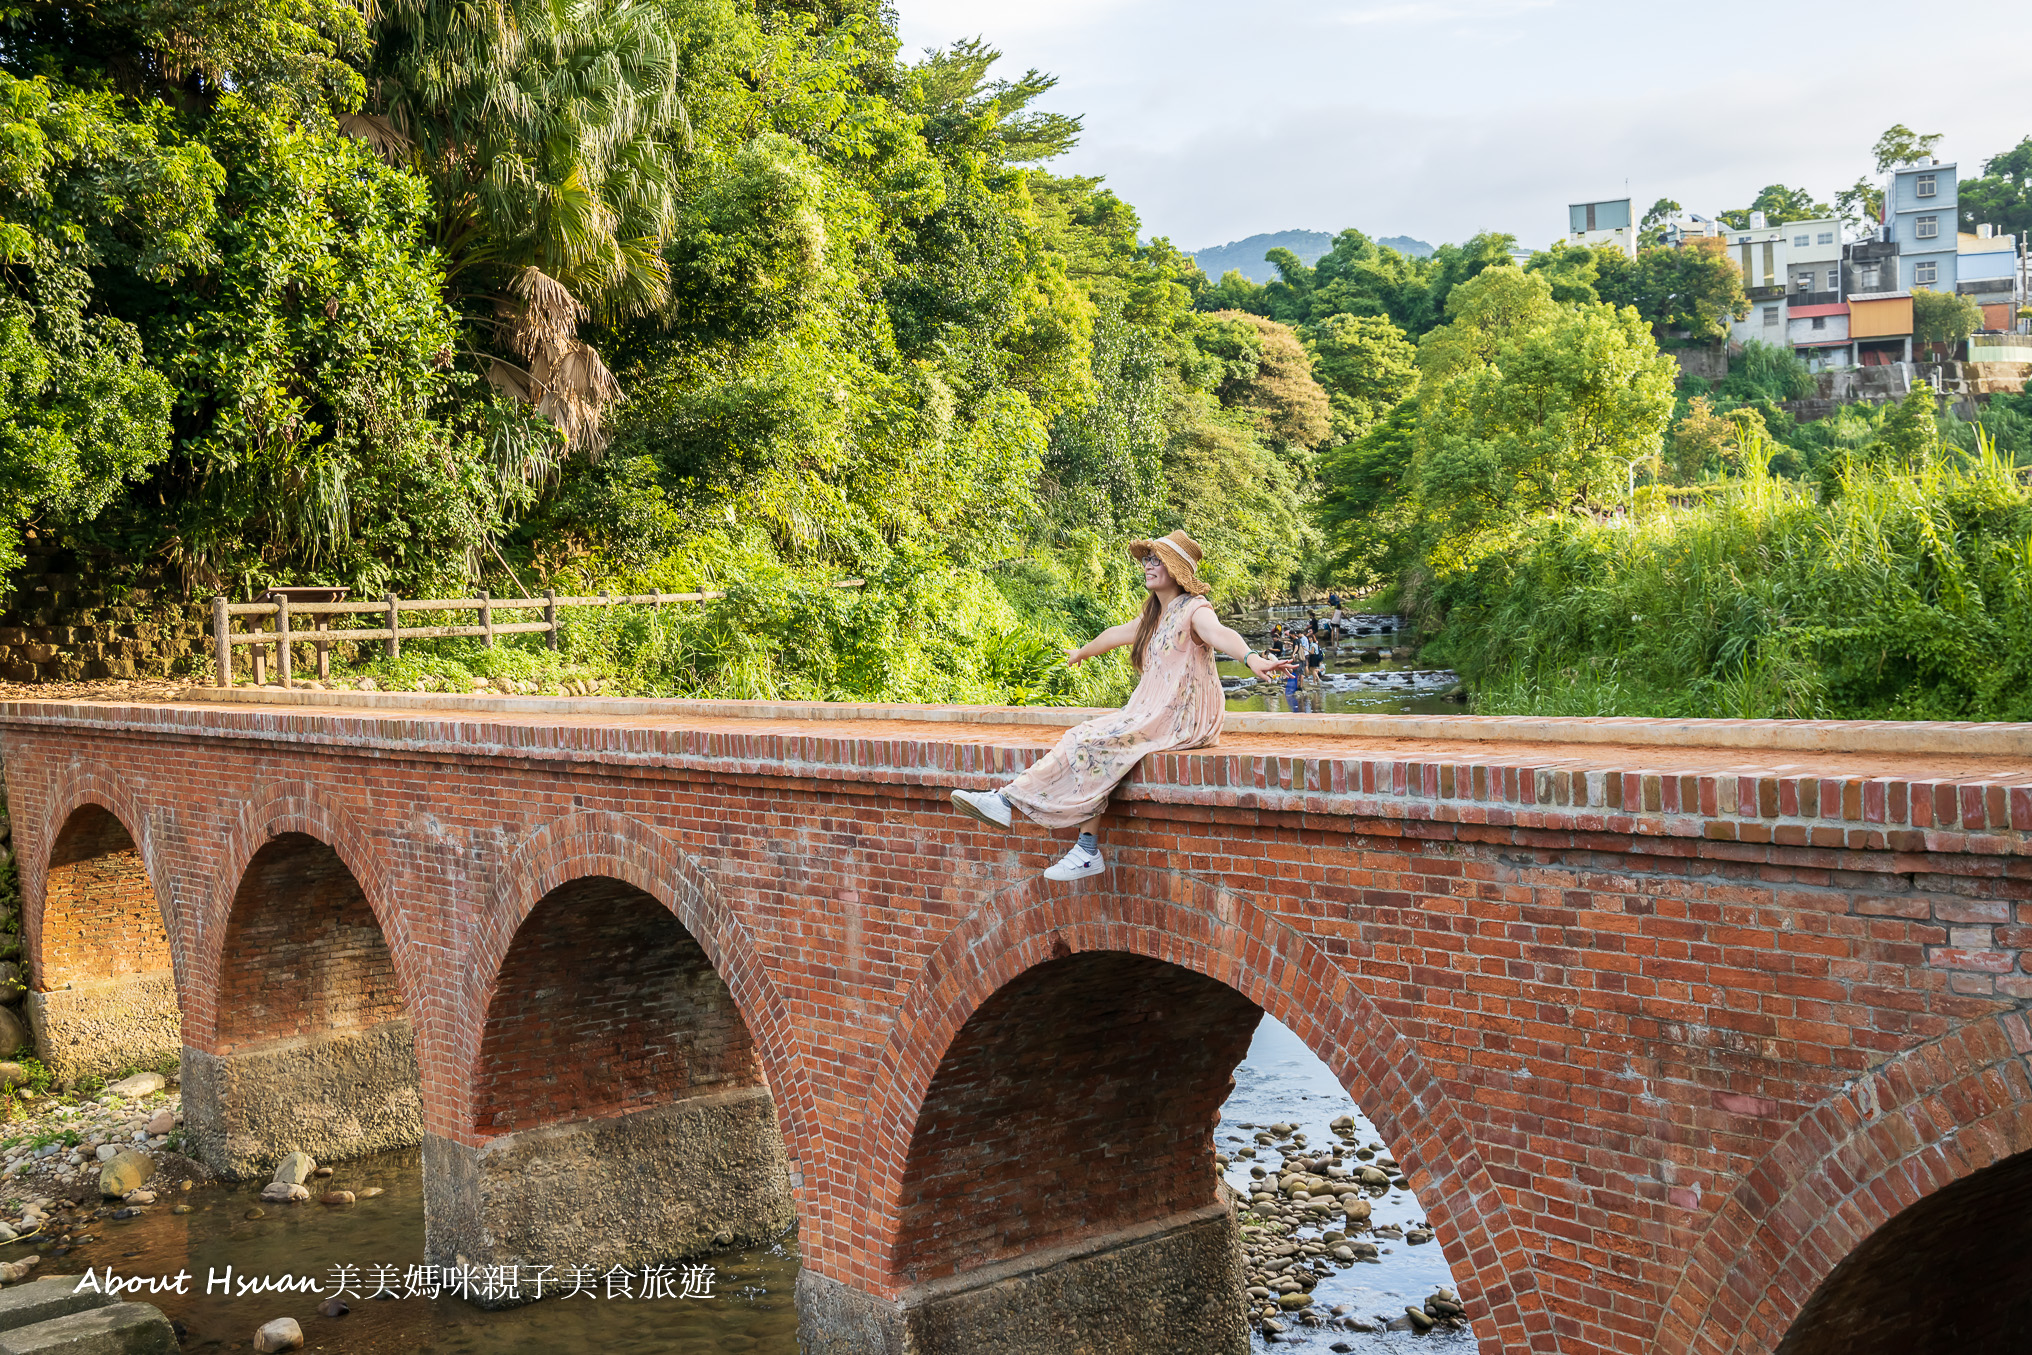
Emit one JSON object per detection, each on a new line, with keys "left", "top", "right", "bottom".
{"left": 29, "top": 1019, "right": 1469, "bottom": 1353}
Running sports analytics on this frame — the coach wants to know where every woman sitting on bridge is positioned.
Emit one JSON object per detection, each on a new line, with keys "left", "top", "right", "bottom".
{"left": 949, "top": 531, "right": 1294, "bottom": 882}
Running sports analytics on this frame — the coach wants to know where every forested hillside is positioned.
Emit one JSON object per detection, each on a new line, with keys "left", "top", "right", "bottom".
{"left": 0, "top": 0, "right": 1370, "bottom": 701}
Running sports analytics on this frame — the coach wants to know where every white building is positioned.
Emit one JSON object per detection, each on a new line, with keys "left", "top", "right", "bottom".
{"left": 1566, "top": 198, "right": 1638, "bottom": 257}
{"left": 1722, "top": 212, "right": 1790, "bottom": 346}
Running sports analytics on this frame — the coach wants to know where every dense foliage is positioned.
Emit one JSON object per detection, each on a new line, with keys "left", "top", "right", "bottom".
{"left": 0, "top": 0, "right": 1362, "bottom": 700}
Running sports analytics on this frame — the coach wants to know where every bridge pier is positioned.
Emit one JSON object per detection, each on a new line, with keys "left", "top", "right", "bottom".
{"left": 422, "top": 1089, "right": 794, "bottom": 1302}
{"left": 180, "top": 1022, "right": 422, "bottom": 1178}
{"left": 797, "top": 1204, "right": 1247, "bottom": 1355}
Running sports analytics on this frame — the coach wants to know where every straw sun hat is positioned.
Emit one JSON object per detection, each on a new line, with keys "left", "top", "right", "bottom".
{"left": 1127, "top": 530, "right": 1210, "bottom": 597}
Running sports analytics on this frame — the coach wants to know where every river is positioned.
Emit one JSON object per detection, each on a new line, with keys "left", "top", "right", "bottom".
{"left": 1218, "top": 606, "right": 1462, "bottom": 716}
{"left": 20, "top": 1014, "right": 1475, "bottom": 1353}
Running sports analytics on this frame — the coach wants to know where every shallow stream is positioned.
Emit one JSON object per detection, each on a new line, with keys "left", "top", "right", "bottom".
{"left": 18, "top": 1017, "right": 1471, "bottom": 1353}
{"left": 1216, "top": 606, "right": 1463, "bottom": 716}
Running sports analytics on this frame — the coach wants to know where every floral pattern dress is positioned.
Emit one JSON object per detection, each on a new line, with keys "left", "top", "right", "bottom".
{"left": 1001, "top": 594, "right": 1226, "bottom": 829}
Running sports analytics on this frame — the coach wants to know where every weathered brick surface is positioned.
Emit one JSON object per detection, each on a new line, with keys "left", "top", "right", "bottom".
{"left": 5, "top": 697, "right": 2032, "bottom": 1354}
{"left": 41, "top": 805, "right": 170, "bottom": 987}
{"left": 474, "top": 876, "right": 762, "bottom": 1133}
{"left": 217, "top": 833, "right": 404, "bottom": 1050}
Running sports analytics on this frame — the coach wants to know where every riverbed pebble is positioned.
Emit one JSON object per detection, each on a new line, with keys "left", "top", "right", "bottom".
{"left": 253, "top": 1316, "right": 304, "bottom": 1352}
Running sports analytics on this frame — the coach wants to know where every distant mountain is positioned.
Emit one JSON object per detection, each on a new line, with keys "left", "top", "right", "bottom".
{"left": 1191, "top": 230, "right": 1435, "bottom": 283}
{"left": 1377, "top": 235, "right": 1434, "bottom": 258}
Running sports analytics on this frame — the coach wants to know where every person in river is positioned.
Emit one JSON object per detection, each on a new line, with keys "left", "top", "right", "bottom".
{"left": 948, "top": 530, "right": 1295, "bottom": 881}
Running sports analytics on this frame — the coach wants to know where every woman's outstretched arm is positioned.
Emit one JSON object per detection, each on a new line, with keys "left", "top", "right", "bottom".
{"left": 1192, "top": 607, "right": 1296, "bottom": 677}
{"left": 1064, "top": 619, "right": 1142, "bottom": 667}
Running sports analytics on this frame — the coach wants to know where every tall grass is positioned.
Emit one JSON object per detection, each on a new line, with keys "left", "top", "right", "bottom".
{"left": 1425, "top": 434, "right": 2032, "bottom": 721}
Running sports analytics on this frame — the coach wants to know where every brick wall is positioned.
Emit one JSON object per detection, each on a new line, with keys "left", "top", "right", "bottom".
{"left": 40, "top": 805, "right": 171, "bottom": 988}
{"left": 473, "top": 876, "right": 763, "bottom": 1134}
{"left": 5, "top": 701, "right": 2032, "bottom": 1355}
{"left": 216, "top": 832, "right": 405, "bottom": 1051}
{"left": 893, "top": 952, "right": 1257, "bottom": 1284}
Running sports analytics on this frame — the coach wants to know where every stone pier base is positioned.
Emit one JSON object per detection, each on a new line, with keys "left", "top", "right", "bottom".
{"left": 28, "top": 973, "right": 181, "bottom": 1087}
{"left": 423, "top": 1084, "right": 794, "bottom": 1305}
{"left": 180, "top": 1021, "right": 421, "bottom": 1179}
{"left": 795, "top": 1204, "right": 1248, "bottom": 1355}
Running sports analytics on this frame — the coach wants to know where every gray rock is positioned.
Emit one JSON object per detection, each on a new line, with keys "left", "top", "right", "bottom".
{"left": 0, "top": 1276, "right": 117, "bottom": 1328}
{"left": 259, "top": 1182, "right": 309, "bottom": 1203}
{"left": 102, "top": 1073, "right": 165, "bottom": 1100}
{"left": 271, "top": 1152, "right": 315, "bottom": 1186}
{"left": 0, "top": 966, "right": 22, "bottom": 1006}
{"left": 1404, "top": 1306, "right": 1434, "bottom": 1331}
{"left": 0, "top": 1011, "right": 26, "bottom": 1062}
{"left": 93, "top": 1146, "right": 116, "bottom": 1164}
{"left": 0, "top": 1302, "right": 175, "bottom": 1354}
{"left": 96, "top": 1152, "right": 150, "bottom": 1199}
{"left": 252, "top": 1317, "right": 303, "bottom": 1353}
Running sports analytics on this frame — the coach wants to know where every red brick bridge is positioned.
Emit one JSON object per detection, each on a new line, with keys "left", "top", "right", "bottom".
{"left": 5, "top": 691, "right": 2030, "bottom": 1354}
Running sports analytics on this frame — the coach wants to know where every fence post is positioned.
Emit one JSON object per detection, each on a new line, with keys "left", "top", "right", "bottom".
{"left": 480, "top": 589, "right": 494, "bottom": 648}
{"left": 275, "top": 593, "right": 292, "bottom": 685}
{"left": 385, "top": 593, "right": 400, "bottom": 658}
{"left": 315, "top": 615, "right": 330, "bottom": 680}
{"left": 545, "top": 589, "right": 558, "bottom": 651}
{"left": 212, "top": 596, "right": 231, "bottom": 688}
{"left": 252, "top": 597, "right": 266, "bottom": 686}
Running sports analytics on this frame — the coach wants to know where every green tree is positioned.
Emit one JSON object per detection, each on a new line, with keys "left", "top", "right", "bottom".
{"left": 1717, "top": 184, "right": 1830, "bottom": 230}
{"left": 1639, "top": 198, "right": 1681, "bottom": 247}
{"left": 1409, "top": 270, "right": 1678, "bottom": 553}
{"left": 1875, "top": 382, "right": 1941, "bottom": 466}
{"left": 1958, "top": 136, "right": 2032, "bottom": 242}
{"left": 1872, "top": 124, "right": 1944, "bottom": 172}
{"left": 1301, "top": 313, "right": 1417, "bottom": 443}
{"left": 1199, "top": 311, "right": 1331, "bottom": 455}
{"left": 1636, "top": 237, "right": 1750, "bottom": 341}
{"left": 1834, "top": 178, "right": 1884, "bottom": 233}
{"left": 1912, "top": 287, "right": 1984, "bottom": 357}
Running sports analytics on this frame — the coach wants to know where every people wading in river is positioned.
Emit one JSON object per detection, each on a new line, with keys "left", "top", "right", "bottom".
{"left": 948, "top": 531, "right": 1294, "bottom": 881}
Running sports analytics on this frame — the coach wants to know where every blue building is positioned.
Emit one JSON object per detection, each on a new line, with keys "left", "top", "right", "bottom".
{"left": 1885, "top": 160, "right": 1957, "bottom": 292}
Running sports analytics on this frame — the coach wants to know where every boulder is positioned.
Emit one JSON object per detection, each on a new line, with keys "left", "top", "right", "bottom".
{"left": 253, "top": 1317, "right": 304, "bottom": 1352}
{"left": 0, "top": 1302, "right": 176, "bottom": 1354}
{"left": 0, "top": 1275, "right": 116, "bottom": 1326}
{"left": 259, "top": 1183, "right": 310, "bottom": 1204}
{"left": 143, "top": 1111, "right": 173, "bottom": 1137}
{"left": 271, "top": 1152, "right": 315, "bottom": 1186}
{"left": 102, "top": 1073, "right": 164, "bottom": 1100}
{"left": 97, "top": 1152, "right": 150, "bottom": 1199}
{"left": 0, "top": 1067, "right": 28, "bottom": 1093}
{"left": 0, "top": 1010, "right": 27, "bottom": 1061}
{"left": 0, "top": 964, "right": 22, "bottom": 1005}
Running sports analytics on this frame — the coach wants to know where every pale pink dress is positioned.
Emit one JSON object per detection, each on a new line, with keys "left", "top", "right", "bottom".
{"left": 1001, "top": 594, "right": 1226, "bottom": 829}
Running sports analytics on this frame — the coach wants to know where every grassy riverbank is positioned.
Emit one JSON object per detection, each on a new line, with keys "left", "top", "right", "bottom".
{"left": 1419, "top": 439, "right": 2032, "bottom": 722}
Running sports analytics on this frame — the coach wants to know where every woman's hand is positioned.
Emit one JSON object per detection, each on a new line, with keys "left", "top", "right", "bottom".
{"left": 1246, "top": 653, "right": 1297, "bottom": 679}
{"left": 1065, "top": 646, "right": 1087, "bottom": 667}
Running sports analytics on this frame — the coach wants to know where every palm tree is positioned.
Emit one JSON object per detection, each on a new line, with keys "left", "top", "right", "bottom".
{"left": 352, "top": 0, "right": 684, "bottom": 448}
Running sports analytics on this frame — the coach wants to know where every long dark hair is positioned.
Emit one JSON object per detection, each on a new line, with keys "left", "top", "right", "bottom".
{"left": 1129, "top": 592, "right": 1164, "bottom": 673}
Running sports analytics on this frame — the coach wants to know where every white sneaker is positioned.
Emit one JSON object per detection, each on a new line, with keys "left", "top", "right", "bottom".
{"left": 949, "top": 788, "right": 1013, "bottom": 830}
{"left": 1043, "top": 843, "right": 1106, "bottom": 882}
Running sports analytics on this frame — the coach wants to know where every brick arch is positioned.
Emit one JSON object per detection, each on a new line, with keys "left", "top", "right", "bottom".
{"left": 195, "top": 782, "right": 419, "bottom": 1050}
{"left": 464, "top": 810, "right": 818, "bottom": 1181}
{"left": 844, "top": 864, "right": 1552, "bottom": 1352}
{"left": 1656, "top": 1011, "right": 2032, "bottom": 1355}
{"left": 25, "top": 766, "right": 181, "bottom": 990}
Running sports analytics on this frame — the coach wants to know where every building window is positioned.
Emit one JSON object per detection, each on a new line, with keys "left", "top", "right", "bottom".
{"left": 1763, "top": 306, "right": 1779, "bottom": 326}
{"left": 1861, "top": 266, "right": 1882, "bottom": 290}
{"left": 1812, "top": 316, "right": 1827, "bottom": 330}
{"left": 1915, "top": 261, "right": 1938, "bottom": 285}
{"left": 1827, "top": 269, "right": 1840, "bottom": 290}
{"left": 1817, "top": 231, "right": 1835, "bottom": 245}
{"left": 1793, "top": 234, "right": 1810, "bottom": 247}
{"left": 1916, "top": 215, "right": 1939, "bottom": 239}
{"left": 1916, "top": 173, "right": 1936, "bottom": 197}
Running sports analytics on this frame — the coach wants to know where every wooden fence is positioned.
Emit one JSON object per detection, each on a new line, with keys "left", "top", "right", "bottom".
{"left": 210, "top": 582, "right": 864, "bottom": 687}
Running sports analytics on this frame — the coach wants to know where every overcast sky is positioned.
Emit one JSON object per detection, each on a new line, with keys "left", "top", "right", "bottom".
{"left": 894, "top": 0, "right": 2032, "bottom": 253}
